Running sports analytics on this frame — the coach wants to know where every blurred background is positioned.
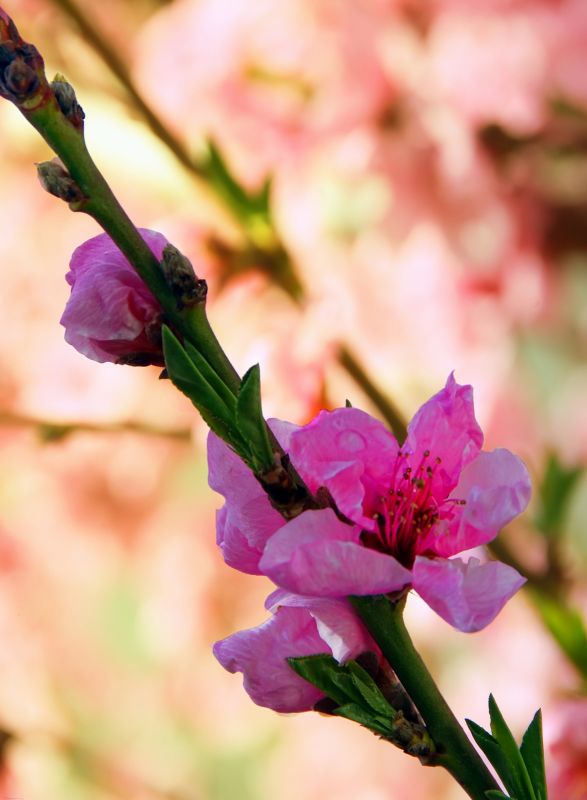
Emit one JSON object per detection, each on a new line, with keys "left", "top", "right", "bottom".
{"left": 1, "top": 0, "right": 587, "bottom": 797}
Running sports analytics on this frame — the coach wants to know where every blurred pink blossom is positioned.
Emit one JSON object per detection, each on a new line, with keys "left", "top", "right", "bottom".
{"left": 133, "top": 0, "right": 396, "bottom": 185}
{"left": 547, "top": 699, "right": 587, "bottom": 800}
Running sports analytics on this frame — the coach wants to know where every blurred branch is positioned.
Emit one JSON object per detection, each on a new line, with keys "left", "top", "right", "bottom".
{"left": 47, "top": 0, "right": 406, "bottom": 438}
{"left": 338, "top": 346, "right": 407, "bottom": 442}
{"left": 0, "top": 410, "right": 192, "bottom": 442}
{"left": 50, "top": 0, "right": 204, "bottom": 181}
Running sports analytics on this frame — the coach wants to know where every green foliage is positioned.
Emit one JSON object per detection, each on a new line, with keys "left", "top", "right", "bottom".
{"left": 236, "top": 365, "right": 274, "bottom": 471}
{"left": 530, "top": 593, "right": 587, "bottom": 681}
{"left": 288, "top": 654, "right": 396, "bottom": 733}
{"left": 201, "top": 140, "right": 271, "bottom": 226}
{"left": 535, "top": 453, "right": 582, "bottom": 538}
{"left": 163, "top": 326, "right": 274, "bottom": 472}
{"left": 163, "top": 326, "right": 241, "bottom": 445}
{"left": 466, "top": 697, "right": 548, "bottom": 800}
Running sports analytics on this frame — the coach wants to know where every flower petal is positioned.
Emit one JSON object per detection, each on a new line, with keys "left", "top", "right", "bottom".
{"left": 61, "top": 229, "right": 166, "bottom": 363}
{"left": 259, "top": 508, "right": 411, "bottom": 596}
{"left": 265, "top": 592, "right": 377, "bottom": 663}
{"left": 412, "top": 556, "right": 526, "bottom": 632}
{"left": 429, "top": 448, "right": 532, "bottom": 557}
{"left": 406, "top": 373, "right": 483, "bottom": 497}
{"left": 289, "top": 408, "right": 399, "bottom": 529}
{"left": 213, "top": 606, "right": 326, "bottom": 712}
{"left": 208, "top": 432, "right": 284, "bottom": 573}
{"left": 215, "top": 506, "right": 265, "bottom": 574}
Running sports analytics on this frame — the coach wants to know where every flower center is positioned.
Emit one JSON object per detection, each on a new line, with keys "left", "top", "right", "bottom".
{"left": 361, "top": 449, "right": 465, "bottom": 568}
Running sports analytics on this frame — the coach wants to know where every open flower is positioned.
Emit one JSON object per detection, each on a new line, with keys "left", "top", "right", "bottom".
{"left": 213, "top": 590, "right": 378, "bottom": 712}
{"left": 209, "top": 374, "right": 531, "bottom": 632}
{"left": 60, "top": 229, "right": 167, "bottom": 365}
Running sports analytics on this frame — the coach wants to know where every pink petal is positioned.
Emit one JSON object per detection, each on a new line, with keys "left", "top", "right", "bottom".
{"left": 265, "top": 592, "right": 378, "bottom": 663}
{"left": 61, "top": 229, "right": 166, "bottom": 363}
{"left": 259, "top": 508, "right": 411, "bottom": 597}
{"left": 412, "top": 556, "right": 526, "bottom": 632}
{"left": 215, "top": 506, "right": 264, "bottom": 574}
{"left": 427, "top": 448, "right": 531, "bottom": 557}
{"left": 213, "top": 606, "right": 326, "bottom": 712}
{"left": 208, "top": 432, "right": 284, "bottom": 574}
{"left": 289, "top": 408, "right": 399, "bottom": 529}
{"left": 267, "top": 418, "right": 299, "bottom": 452}
{"left": 405, "top": 373, "right": 483, "bottom": 497}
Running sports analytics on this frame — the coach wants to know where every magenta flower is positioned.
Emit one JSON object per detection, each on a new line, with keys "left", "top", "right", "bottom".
{"left": 213, "top": 590, "right": 378, "bottom": 712}
{"left": 60, "top": 229, "right": 167, "bottom": 365}
{"left": 209, "top": 375, "right": 531, "bottom": 632}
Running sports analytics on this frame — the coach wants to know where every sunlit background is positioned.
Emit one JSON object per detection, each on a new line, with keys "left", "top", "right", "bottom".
{"left": 1, "top": 0, "right": 587, "bottom": 797}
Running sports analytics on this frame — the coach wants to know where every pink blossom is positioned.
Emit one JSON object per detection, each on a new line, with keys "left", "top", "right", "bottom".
{"left": 547, "top": 699, "right": 587, "bottom": 800}
{"left": 209, "top": 374, "right": 531, "bottom": 632}
{"left": 213, "top": 591, "right": 378, "bottom": 712}
{"left": 60, "top": 229, "right": 167, "bottom": 365}
{"left": 133, "top": 0, "right": 395, "bottom": 186}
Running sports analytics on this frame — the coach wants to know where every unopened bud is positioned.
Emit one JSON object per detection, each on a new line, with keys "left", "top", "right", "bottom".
{"left": 52, "top": 75, "right": 84, "bottom": 130}
{"left": 0, "top": 13, "right": 49, "bottom": 109}
{"left": 161, "top": 244, "right": 207, "bottom": 309}
{"left": 3, "top": 52, "right": 38, "bottom": 97}
{"left": 37, "top": 159, "right": 85, "bottom": 205}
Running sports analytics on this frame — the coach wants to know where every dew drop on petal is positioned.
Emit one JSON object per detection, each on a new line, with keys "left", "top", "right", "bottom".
{"left": 335, "top": 430, "right": 367, "bottom": 453}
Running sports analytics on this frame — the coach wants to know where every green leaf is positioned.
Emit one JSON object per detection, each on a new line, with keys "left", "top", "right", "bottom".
{"left": 535, "top": 453, "right": 582, "bottom": 538}
{"left": 532, "top": 593, "right": 587, "bottom": 678}
{"left": 485, "top": 792, "right": 515, "bottom": 799}
{"left": 236, "top": 364, "right": 273, "bottom": 471}
{"left": 334, "top": 703, "right": 392, "bottom": 738}
{"left": 202, "top": 140, "right": 271, "bottom": 222}
{"left": 184, "top": 341, "right": 237, "bottom": 414}
{"left": 466, "top": 719, "right": 518, "bottom": 795}
{"left": 287, "top": 655, "right": 355, "bottom": 707}
{"left": 162, "top": 327, "right": 241, "bottom": 446}
{"left": 488, "top": 696, "right": 536, "bottom": 800}
{"left": 346, "top": 661, "right": 394, "bottom": 718}
{"left": 520, "top": 711, "right": 547, "bottom": 800}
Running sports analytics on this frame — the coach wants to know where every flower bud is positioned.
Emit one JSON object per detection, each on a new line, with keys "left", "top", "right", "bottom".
{"left": 37, "top": 159, "right": 85, "bottom": 205}
{"left": 51, "top": 76, "right": 84, "bottom": 130}
{"left": 60, "top": 229, "right": 168, "bottom": 366}
{"left": 0, "top": 14, "right": 49, "bottom": 109}
{"left": 161, "top": 243, "right": 207, "bottom": 309}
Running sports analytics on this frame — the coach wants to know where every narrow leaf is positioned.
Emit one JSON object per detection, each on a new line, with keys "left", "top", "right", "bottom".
{"left": 466, "top": 719, "right": 519, "bottom": 796}
{"left": 184, "top": 341, "right": 237, "bottom": 413}
{"left": 346, "top": 661, "right": 395, "bottom": 718}
{"left": 236, "top": 364, "right": 273, "bottom": 470}
{"left": 334, "top": 703, "right": 392, "bottom": 738}
{"left": 162, "top": 327, "right": 240, "bottom": 445}
{"left": 287, "top": 655, "right": 355, "bottom": 707}
{"left": 489, "top": 696, "right": 536, "bottom": 800}
{"left": 520, "top": 711, "right": 547, "bottom": 800}
{"left": 485, "top": 792, "right": 515, "bottom": 800}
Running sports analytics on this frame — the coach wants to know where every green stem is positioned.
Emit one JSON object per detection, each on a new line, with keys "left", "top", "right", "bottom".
{"left": 351, "top": 595, "right": 500, "bottom": 800}
{"left": 23, "top": 100, "right": 240, "bottom": 393}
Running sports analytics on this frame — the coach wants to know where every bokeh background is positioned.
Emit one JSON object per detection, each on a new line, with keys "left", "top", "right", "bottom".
{"left": 1, "top": 0, "right": 587, "bottom": 797}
